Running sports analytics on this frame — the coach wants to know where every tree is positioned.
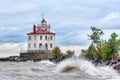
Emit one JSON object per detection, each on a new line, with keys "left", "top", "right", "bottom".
{"left": 81, "top": 44, "right": 96, "bottom": 60}
{"left": 64, "top": 50, "right": 74, "bottom": 58}
{"left": 52, "top": 46, "right": 61, "bottom": 59}
{"left": 81, "top": 49, "right": 87, "bottom": 57}
{"left": 101, "top": 40, "right": 111, "bottom": 61}
{"left": 88, "top": 26, "right": 104, "bottom": 44}
{"left": 86, "top": 44, "right": 96, "bottom": 60}
{"left": 106, "top": 32, "right": 120, "bottom": 59}
{"left": 85, "top": 26, "right": 103, "bottom": 59}
{"left": 81, "top": 27, "right": 120, "bottom": 61}
{"left": 98, "top": 32, "right": 120, "bottom": 61}
{"left": 95, "top": 41, "right": 102, "bottom": 59}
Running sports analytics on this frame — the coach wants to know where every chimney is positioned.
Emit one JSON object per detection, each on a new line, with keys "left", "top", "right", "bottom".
{"left": 33, "top": 24, "right": 36, "bottom": 33}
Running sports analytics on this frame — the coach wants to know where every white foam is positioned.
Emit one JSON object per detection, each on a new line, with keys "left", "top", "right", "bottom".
{"left": 55, "top": 57, "right": 120, "bottom": 79}
{"left": 39, "top": 60, "right": 55, "bottom": 65}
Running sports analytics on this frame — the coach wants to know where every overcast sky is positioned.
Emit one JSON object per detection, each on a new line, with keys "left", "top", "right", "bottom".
{"left": 0, "top": 0, "right": 120, "bottom": 57}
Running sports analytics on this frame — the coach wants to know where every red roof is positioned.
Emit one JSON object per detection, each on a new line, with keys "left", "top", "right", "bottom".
{"left": 27, "top": 29, "right": 55, "bottom": 35}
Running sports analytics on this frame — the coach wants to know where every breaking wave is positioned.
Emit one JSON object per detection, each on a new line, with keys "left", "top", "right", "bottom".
{"left": 55, "top": 57, "right": 120, "bottom": 80}
{"left": 0, "top": 58, "right": 120, "bottom": 80}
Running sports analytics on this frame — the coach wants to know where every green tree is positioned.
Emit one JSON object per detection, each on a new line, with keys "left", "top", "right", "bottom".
{"left": 86, "top": 44, "right": 96, "bottom": 60}
{"left": 65, "top": 50, "right": 74, "bottom": 57}
{"left": 101, "top": 40, "right": 111, "bottom": 61}
{"left": 85, "top": 26, "right": 103, "bottom": 59}
{"left": 52, "top": 46, "right": 61, "bottom": 59}
{"left": 81, "top": 44, "right": 96, "bottom": 60}
{"left": 81, "top": 27, "right": 120, "bottom": 61}
{"left": 106, "top": 32, "right": 120, "bottom": 59}
{"left": 100, "top": 32, "right": 120, "bottom": 61}
{"left": 88, "top": 26, "right": 104, "bottom": 44}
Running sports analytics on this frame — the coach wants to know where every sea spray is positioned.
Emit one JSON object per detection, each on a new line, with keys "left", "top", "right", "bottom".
{"left": 55, "top": 57, "right": 97, "bottom": 75}
{"left": 55, "top": 57, "right": 120, "bottom": 80}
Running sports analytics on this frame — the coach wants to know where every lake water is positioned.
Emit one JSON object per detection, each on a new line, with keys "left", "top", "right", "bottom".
{"left": 0, "top": 58, "right": 120, "bottom": 80}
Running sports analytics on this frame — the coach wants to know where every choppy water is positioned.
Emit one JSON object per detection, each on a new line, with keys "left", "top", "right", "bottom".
{"left": 0, "top": 58, "right": 120, "bottom": 80}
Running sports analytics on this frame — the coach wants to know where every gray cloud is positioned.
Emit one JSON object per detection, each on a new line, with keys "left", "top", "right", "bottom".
{"left": 0, "top": 3, "right": 37, "bottom": 15}
{"left": 0, "top": 0, "right": 120, "bottom": 46}
{"left": 0, "top": 0, "right": 120, "bottom": 56}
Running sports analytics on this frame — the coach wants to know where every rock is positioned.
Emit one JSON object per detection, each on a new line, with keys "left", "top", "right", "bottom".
{"left": 113, "top": 64, "right": 120, "bottom": 70}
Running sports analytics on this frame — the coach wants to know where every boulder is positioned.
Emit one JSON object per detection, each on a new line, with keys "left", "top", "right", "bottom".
{"left": 114, "top": 64, "right": 120, "bottom": 70}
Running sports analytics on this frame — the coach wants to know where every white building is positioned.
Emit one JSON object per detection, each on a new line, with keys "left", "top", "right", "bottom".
{"left": 27, "top": 18, "right": 56, "bottom": 53}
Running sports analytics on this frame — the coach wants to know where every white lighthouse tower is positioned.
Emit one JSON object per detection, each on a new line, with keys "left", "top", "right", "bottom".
{"left": 27, "top": 18, "right": 56, "bottom": 53}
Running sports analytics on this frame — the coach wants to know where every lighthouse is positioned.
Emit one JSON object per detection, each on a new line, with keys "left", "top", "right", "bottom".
{"left": 27, "top": 18, "right": 56, "bottom": 53}
{"left": 20, "top": 18, "right": 56, "bottom": 60}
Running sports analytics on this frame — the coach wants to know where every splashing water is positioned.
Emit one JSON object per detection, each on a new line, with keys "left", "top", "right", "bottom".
{"left": 39, "top": 60, "right": 55, "bottom": 65}
{"left": 55, "top": 57, "right": 120, "bottom": 80}
{"left": 0, "top": 58, "right": 120, "bottom": 80}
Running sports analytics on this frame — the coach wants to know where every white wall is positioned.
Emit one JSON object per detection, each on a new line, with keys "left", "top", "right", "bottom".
{"left": 27, "top": 34, "right": 56, "bottom": 51}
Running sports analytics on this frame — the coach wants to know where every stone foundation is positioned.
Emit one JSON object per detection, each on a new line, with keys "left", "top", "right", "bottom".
{"left": 20, "top": 52, "right": 53, "bottom": 60}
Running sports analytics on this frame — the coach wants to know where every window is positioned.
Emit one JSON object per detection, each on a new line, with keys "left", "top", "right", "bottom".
{"left": 40, "top": 36, "right": 42, "bottom": 40}
{"left": 39, "top": 43, "right": 42, "bottom": 48}
{"left": 34, "top": 43, "right": 36, "bottom": 48}
{"left": 45, "top": 43, "right": 48, "bottom": 50}
{"left": 45, "top": 36, "right": 47, "bottom": 40}
{"left": 28, "top": 36, "right": 31, "bottom": 40}
{"left": 50, "top": 36, "right": 52, "bottom": 40}
{"left": 28, "top": 44, "right": 30, "bottom": 48}
{"left": 50, "top": 43, "right": 52, "bottom": 48}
